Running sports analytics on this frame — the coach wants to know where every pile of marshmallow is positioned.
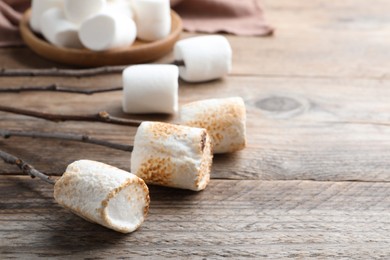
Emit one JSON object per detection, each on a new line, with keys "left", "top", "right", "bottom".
{"left": 30, "top": 0, "right": 171, "bottom": 51}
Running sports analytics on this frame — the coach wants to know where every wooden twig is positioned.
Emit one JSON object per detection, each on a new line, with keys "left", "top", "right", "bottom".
{"left": 0, "top": 84, "right": 122, "bottom": 95}
{"left": 0, "top": 149, "right": 56, "bottom": 185}
{"left": 0, "top": 60, "right": 185, "bottom": 77}
{"left": 0, "top": 105, "right": 142, "bottom": 127}
{"left": 0, "top": 129, "right": 133, "bottom": 152}
{"left": 0, "top": 66, "right": 126, "bottom": 77}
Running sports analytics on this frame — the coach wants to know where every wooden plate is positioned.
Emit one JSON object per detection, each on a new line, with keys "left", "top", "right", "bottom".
{"left": 20, "top": 9, "right": 183, "bottom": 67}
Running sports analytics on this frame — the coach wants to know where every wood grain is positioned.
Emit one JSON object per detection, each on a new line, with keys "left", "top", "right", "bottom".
{"left": 236, "top": 0, "right": 390, "bottom": 78}
{"left": 1, "top": 176, "right": 390, "bottom": 258}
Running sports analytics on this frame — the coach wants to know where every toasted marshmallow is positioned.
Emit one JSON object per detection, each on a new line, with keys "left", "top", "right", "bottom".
{"left": 54, "top": 160, "right": 149, "bottom": 233}
{"left": 40, "top": 8, "right": 83, "bottom": 49}
{"left": 79, "top": 13, "right": 136, "bottom": 51}
{"left": 64, "top": 0, "right": 106, "bottom": 24}
{"left": 174, "top": 35, "right": 232, "bottom": 82}
{"left": 180, "top": 97, "right": 246, "bottom": 154}
{"left": 30, "top": 0, "right": 63, "bottom": 33}
{"left": 122, "top": 65, "right": 179, "bottom": 114}
{"left": 131, "top": 122, "right": 213, "bottom": 191}
{"left": 133, "top": 0, "right": 171, "bottom": 41}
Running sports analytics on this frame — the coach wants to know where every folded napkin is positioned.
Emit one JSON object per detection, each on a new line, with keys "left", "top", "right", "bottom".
{"left": 173, "top": 0, "right": 273, "bottom": 36}
{"left": 0, "top": 0, "right": 28, "bottom": 47}
{"left": 0, "top": 0, "right": 273, "bottom": 47}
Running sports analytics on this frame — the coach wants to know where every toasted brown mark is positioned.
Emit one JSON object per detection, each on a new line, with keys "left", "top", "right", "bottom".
{"left": 53, "top": 171, "right": 74, "bottom": 201}
{"left": 200, "top": 131, "right": 207, "bottom": 152}
{"left": 137, "top": 157, "right": 174, "bottom": 186}
{"left": 149, "top": 122, "right": 186, "bottom": 139}
{"left": 194, "top": 133, "right": 213, "bottom": 189}
{"left": 184, "top": 100, "right": 245, "bottom": 149}
{"left": 137, "top": 178, "right": 150, "bottom": 218}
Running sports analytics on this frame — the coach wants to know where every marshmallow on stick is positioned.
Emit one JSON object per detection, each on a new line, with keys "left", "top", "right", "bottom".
{"left": 180, "top": 97, "right": 246, "bottom": 154}
{"left": 64, "top": 0, "right": 106, "bottom": 24}
{"left": 174, "top": 35, "right": 232, "bottom": 82}
{"left": 133, "top": 0, "right": 171, "bottom": 41}
{"left": 54, "top": 160, "right": 149, "bottom": 233}
{"left": 131, "top": 122, "right": 213, "bottom": 191}
{"left": 79, "top": 13, "right": 136, "bottom": 51}
{"left": 122, "top": 65, "right": 179, "bottom": 114}
{"left": 40, "top": 8, "right": 83, "bottom": 49}
{"left": 30, "top": 0, "right": 63, "bottom": 33}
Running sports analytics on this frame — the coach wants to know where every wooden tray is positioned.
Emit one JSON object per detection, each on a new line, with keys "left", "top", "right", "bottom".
{"left": 20, "top": 9, "right": 183, "bottom": 67}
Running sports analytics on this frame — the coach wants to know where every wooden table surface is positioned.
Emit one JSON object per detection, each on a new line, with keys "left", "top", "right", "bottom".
{"left": 2, "top": 0, "right": 390, "bottom": 258}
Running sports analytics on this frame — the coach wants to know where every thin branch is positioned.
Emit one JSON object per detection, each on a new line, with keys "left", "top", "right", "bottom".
{"left": 0, "top": 129, "right": 133, "bottom": 152}
{"left": 0, "top": 149, "right": 55, "bottom": 185}
{"left": 0, "top": 66, "right": 126, "bottom": 77}
{"left": 0, "top": 105, "right": 142, "bottom": 127}
{"left": 0, "top": 84, "right": 122, "bottom": 95}
{"left": 0, "top": 60, "right": 185, "bottom": 77}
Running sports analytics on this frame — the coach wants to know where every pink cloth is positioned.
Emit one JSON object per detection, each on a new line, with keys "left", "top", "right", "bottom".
{"left": 0, "top": 0, "right": 273, "bottom": 47}
{"left": 0, "top": 0, "right": 29, "bottom": 47}
{"left": 173, "top": 0, "right": 273, "bottom": 36}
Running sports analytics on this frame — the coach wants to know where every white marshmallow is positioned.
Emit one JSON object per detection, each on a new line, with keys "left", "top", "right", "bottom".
{"left": 122, "top": 65, "right": 179, "bottom": 114}
{"left": 54, "top": 160, "right": 150, "bottom": 233}
{"left": 133, "top": 0, "right": 171, "bottom": 41}
{"left": 136, "top": 20, "right": 171, "bottom": 42}
{"left": 79, "top": 13, "right": 136, "bottom": 51}
{"left": 40, "top": 8, "right": 83, "bottom": 49}
{"left": 180, "top": 97, "right": 246, "bottom": 154}
{"left": 64, "top": 0, "right": 106, "bottom": 24}
{"left": 106, "top": 0, "right": 134, "bottom": 18}
{"left": 30, "top": 0, "right": 63, "bottom": 33}
{"left": 131, "top": 122, "right": 213, "bottom": 191}
{"left": 174, "top": 35, "right": 232, "bottom": 82}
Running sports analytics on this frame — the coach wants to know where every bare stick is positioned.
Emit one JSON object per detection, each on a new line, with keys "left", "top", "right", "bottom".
{"left": 0, "top": 60, "right": 185, "bottom": 77}
{"left": 0, "top": 149, "right": 55, "bottom": 185}
{"left": 0, "top": 84, "right": 122, "bottom": 95}
{"left": 0, "top": 66, "right": 126, "bottom": 77}
{"left": 0, "top": 129, "right": 133, "bottom": 152}
{"left": 0, "top": 105, "right": 142, "bottom": 127}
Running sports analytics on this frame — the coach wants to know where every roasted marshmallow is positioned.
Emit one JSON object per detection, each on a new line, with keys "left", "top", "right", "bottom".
{"left": 131, "top": 122, "right": 213, "bottom": 191}
{"left": 174, "top": 35, "right": 232, "bottom": 82}
{"left": 79, "top": 13, "right": 136, "bottom": 51}
{"left": 54, "top": 160, "right": 150, "bottom": 233}
{"left": 30, "top": 0, "right": 63, "bottom": 33}
{"left": 122, "top": 65, "right": 179, "bottom": 114}
{"left": 40, "top": 8, "right": 83, "bottom": 48}
{"left": 180, "top": 97, "right": 246, "bottom": 154}
{"left": 64, "top": 0, "right": 106, "bottom": 24}
{"left": 133, "top": 0, "right": 171, "bottom": 41}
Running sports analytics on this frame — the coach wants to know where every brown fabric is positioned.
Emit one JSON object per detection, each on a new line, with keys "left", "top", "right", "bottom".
{"left": 0, "top": 0, "right": 29, "bottom": 47}
{"left": 173, "top": 0, "right": 273, "bottom": 36}
{"left": 0, "top": 0, "right": 272, "bottom": 48}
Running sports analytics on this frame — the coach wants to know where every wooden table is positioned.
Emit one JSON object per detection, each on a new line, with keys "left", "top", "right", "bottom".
{"left": 2, "top": 0, "right": 390, "bottom": 258}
